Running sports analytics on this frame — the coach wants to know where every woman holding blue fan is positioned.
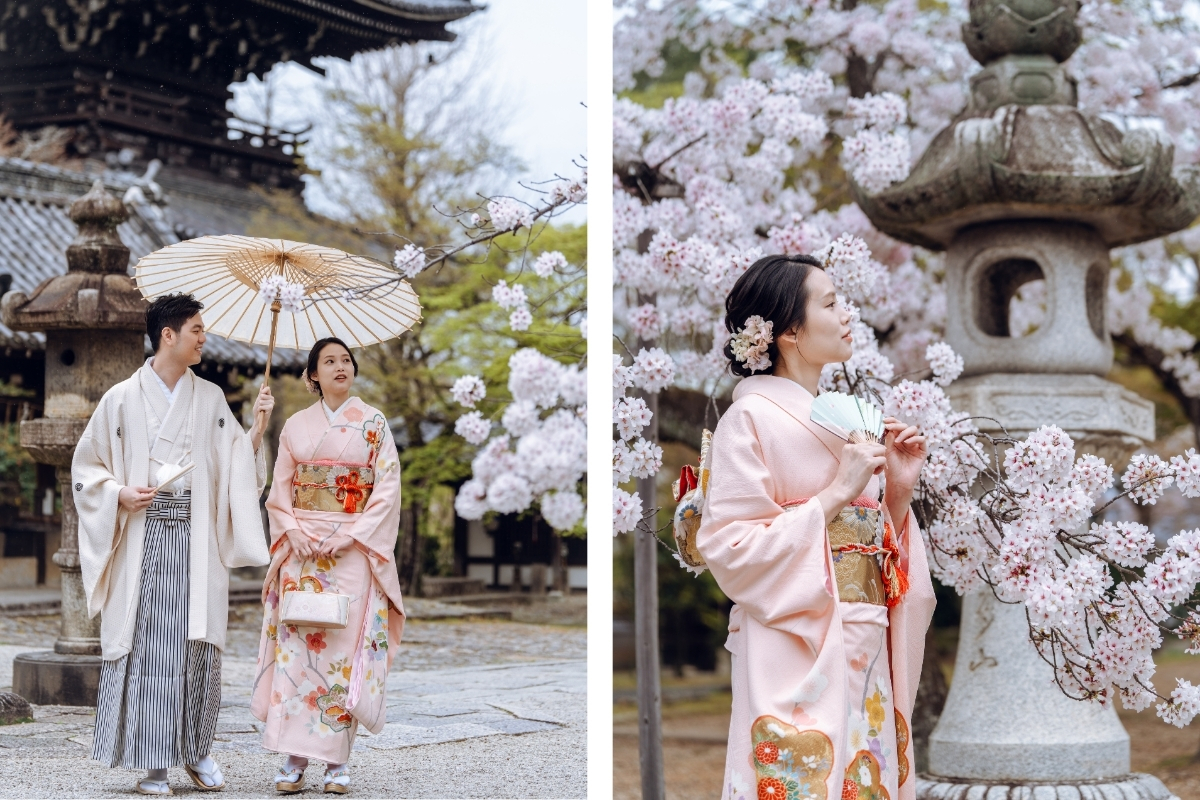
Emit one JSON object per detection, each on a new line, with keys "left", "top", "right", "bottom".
{"left": 696, "top": 253, "right": 935, "bottom": 800}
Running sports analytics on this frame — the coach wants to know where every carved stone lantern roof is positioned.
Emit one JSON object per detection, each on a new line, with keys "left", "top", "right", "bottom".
{"left": 853, "top": 107, "right": 1200, "bottom": 250}
{"left": 852, "top": 0, "right": 1200, "bottom": 250}
{"left": 2, "top": 180, "right": 144, "bottom": 335}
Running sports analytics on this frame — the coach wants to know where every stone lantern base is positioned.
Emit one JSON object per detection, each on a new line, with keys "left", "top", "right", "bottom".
{"left": 916, "top": 773, "right": 1175, "bottom": 799}
{"left": 12, "top": 652, "right": 100, "bottom": 707}
{"left": 921, "top": 372, "right": 1173, "bottom": 798}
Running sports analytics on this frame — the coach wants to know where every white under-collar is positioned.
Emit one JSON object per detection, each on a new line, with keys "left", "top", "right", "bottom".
{"left": 322, "top": 398, "right": 348, "bottom": 423}
{"left": 147, "top": 358, "right": 181, "bottom": 406}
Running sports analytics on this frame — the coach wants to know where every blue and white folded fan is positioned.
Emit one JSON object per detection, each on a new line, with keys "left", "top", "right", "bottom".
{"left": 810, "top": 392, "right": 884, "bottom": 444}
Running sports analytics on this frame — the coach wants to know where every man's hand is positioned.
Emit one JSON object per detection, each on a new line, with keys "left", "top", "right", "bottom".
{"left": 284, "top": 528, "right": 316, "bottom": 560}
{"left": 248, "top": 384, "right": 275, "bottom": 453}
{"left": 118, "top": 485, "right": 157, "bottom": 513}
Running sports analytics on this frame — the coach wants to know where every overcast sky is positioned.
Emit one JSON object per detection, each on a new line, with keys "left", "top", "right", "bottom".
{"left": 228, "top": 0, "right": 587, "bottom": 225}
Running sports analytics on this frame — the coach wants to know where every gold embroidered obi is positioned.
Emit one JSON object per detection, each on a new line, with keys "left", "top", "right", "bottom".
{"left": 785, "top": 497, "right": 886, "bottom": 605}
{"left": 293, "top": 461, "right": 374, "bottom": 514}
{"left": 828, "top": 501, "right": 887, "bottom": 605}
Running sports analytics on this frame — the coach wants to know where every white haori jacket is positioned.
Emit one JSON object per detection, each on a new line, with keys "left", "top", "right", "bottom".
{"left": 73, "top": 360, "right": 270, "bottom": 660}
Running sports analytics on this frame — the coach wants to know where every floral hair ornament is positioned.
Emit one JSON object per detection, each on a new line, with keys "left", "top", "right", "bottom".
{"left": 303, "top": 370, "right": 320, "bottom": 395}
{"left": 730, "top": 315, "right": 774, "bottom": 373}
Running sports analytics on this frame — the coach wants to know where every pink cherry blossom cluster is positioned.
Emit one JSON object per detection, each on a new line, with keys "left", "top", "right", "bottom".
{"left": 453, "top": 348, "right": 586, "bottom": 532}
{"left": 918, "top": 417, "right": 1200, "bottom": 723}
{"left": 486, "top": 197, "right": 534, "bottom": 232}
{"left": 533, "top": 250, "right": 568, "bottom": 278}
{"left": 426, "top": 174, "right": 585, "bottom": 534}
{"left": 258, "top": 275, "right": 307, "bottom": 314}
{"left": 613, "top": 353, "right": 666, "bottom": 534}
{"left": 392, "top": 244, "right": 426, "bottom": 279}
{"left": 925, "top": 342, "right": 964, "bottom": 387}
{"left": 451, "top": 375, "right": 487, "bottom": 408}
{"left": 492, "top": 279, "right": 534, "bottom": 332}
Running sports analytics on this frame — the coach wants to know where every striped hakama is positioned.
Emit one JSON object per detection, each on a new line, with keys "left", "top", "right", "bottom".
{"left": 91, "top": 493, "right": 222, "bottom": 770}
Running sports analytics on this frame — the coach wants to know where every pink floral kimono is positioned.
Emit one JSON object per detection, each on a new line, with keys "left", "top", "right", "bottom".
{"left": 696, "top": 376, "right": 936, "bottom": 800}
{"left": 250, "top": 397, "right": 406, "bottom": 763}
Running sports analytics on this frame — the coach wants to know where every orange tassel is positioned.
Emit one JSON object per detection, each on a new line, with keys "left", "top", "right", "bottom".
{"left": 881, "top": 521, "right": 910, "bottom": 608}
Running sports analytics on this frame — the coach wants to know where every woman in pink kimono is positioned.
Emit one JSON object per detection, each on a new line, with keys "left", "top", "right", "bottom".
{"left": 697, "top": 254, "right": 937, "bottom": 800}
{"left": 251, "top": 337, "right": 405, "bottom": 795}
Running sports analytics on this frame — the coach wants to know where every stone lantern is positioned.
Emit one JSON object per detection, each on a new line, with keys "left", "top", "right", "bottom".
{"left": 1, "top": 180, "right": 146, "bottom": 705}
{"left": 854, "top": 0, "right": 1199, "bottom": 796}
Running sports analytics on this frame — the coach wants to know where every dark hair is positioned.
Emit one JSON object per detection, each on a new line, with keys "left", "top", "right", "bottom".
{"left": 723, "top": 253, "right": 825, "bottom": 378}
{"left": 146, "top": 293, "right": 204, "bottom": 352}
{"left": 305, "top": 337, "right": 359, "bottom": 397}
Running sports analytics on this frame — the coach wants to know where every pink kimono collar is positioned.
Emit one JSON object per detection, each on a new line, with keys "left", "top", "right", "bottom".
{"left": 732, "top": 376, "right": 846, "bottom": 457}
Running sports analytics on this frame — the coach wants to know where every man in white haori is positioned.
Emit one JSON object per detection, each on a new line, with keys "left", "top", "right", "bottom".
{"left": 73, "top": 293, "right": 275, "bottom": 795}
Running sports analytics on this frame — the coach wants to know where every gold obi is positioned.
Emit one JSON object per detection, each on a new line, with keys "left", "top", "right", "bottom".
{"left": 292, "top": 462, "right": 374, "bottom": 514}
{"left": 828, "top": 502, "right": 886, "bottom": 605}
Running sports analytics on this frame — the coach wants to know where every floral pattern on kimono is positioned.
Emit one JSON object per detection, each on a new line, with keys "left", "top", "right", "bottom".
{"left": 749, "top": 716, "right": 834, "bottom": 800}
{"left": 250, "top": 397, "right": 405, "bottom": 764}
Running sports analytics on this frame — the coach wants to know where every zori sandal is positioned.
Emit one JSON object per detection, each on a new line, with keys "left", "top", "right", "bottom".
{"left": 135, "top": 778, "right": 172, "bottom": 796}
{"left": 184, "top": 756, "right": 226, "bottom": 791}
{"left": 275, "top": 766, "right": 305, "bottom": 794}
{"left": 323, "top": 766, "right": 350, "bottom": 794}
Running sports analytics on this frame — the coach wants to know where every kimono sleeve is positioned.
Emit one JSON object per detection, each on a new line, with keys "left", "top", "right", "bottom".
{"left": 265, "top": 419, "right": 301, "bottom": 546}
{"left": 695, "top": 401, "right": 836, "bottom": 643}
{"left": 215, "top": 395, "right": 270, "bottom": 568}
{"left": 72, "top": 392, "right": 127, "bottom": 616}
{"left": 339, "top": 432, "right": 401, "bottom": 561}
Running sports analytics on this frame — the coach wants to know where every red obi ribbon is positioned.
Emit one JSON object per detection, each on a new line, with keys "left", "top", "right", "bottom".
{"left": 334, "top": 471, "right": 367, "bottom": 513}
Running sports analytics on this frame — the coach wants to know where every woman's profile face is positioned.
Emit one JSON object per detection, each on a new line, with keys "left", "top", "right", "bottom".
{"left": 315, "top": 343, "right": 356, "bottom": 394}
{"left": 793, "top": 268, "right": 853, "bottom": 365}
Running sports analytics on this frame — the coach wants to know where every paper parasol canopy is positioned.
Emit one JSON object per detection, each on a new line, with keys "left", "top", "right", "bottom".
{"left": 133, "top": 235, "right": 422, "bottom": 377}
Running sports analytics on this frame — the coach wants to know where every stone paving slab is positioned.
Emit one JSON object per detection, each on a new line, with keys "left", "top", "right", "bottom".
{"left": 0, "top": 658, "right": 586, "bottom": 798}
{"left": 0, "top": 615, "right": 587, "bottom": 799}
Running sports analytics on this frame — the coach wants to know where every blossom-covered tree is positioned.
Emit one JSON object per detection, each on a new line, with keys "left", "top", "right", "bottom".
{"left": 388, "top": 175, "right": 591, "bottom": 536}
{"left": 613, "top": 0, "right": 1200, "bottom": 725}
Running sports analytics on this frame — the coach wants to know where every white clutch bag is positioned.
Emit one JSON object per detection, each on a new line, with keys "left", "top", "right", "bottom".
{"left": 280, "top": 590, "right": 349, "bottom": 629}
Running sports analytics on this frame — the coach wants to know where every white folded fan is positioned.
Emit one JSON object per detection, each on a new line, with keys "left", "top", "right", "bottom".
{"left": 154, "top": 461, "right": 196, "bottom": 492}
{"left": 810, "top": 392, "right": 884, "bottom": 444}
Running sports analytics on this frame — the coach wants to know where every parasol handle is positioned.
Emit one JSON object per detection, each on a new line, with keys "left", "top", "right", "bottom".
{"left": 264, "top": 300, "right": 280, "bottom": 381}
{"left": 259, "top": 301, "right": 281, "bottom": 428}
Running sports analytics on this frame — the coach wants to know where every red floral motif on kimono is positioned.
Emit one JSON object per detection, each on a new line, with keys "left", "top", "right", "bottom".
{"left": 305, "top": 631, "right": 328, "bottom": 654}
{"left": 750, "top": 715, "right": 834, "bottom": 800}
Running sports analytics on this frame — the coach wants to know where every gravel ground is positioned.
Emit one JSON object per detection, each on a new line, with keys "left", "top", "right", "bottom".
{"left": 0, "top": 604, "right": 587, "bottom": 799}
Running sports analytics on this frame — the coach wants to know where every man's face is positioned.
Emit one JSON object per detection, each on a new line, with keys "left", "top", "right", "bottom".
{"left": 160, "top": 313, "right": 206, "bottom": 366}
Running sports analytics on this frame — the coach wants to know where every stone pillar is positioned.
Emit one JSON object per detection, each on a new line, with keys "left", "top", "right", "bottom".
{"left": 851, "top": 0, "right": 1200, "bottom": 792}
{"left": 919, "top": 301, "right": 1171, "bottom": 798}
{"left": 945, "top": 221, "right": 1113, "bottom": 379}
{"left": 3, "top": 179, "right": 146, "bottom": 706}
